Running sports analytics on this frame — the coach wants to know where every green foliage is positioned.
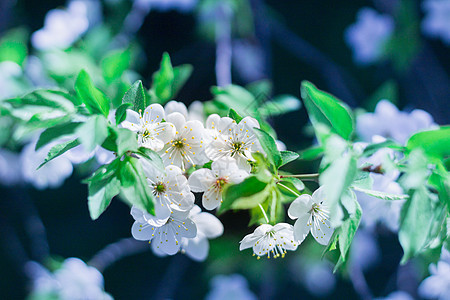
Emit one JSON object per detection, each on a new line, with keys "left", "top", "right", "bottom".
{"left": 0, "top": 28, "right": 28, "bottom": 66}
{"left": 123, "top": 80, "right": 148, "bottom": 113}
{"left": 36, "top": 122, "right": 82, "bottom": 151}
{"left": 257, "top": 95, "right": 302, "bottom": 118}
{"left": 254, "top": 128, "right": 282, "bottom": 168}
{"left": 150, "top": 52, "right": 193, "bottom": 103}
{"left": 228, "top": 108, "right": 243, "bottom": 123}
{"left": 219, "top": 176, "right": 268, "bottom": 214}
{"left": 352, "top": 186, "right": 409, "bottom": 200}
{"left": 38, "top": 140, "right": 80, "bottom": 169}
{"left": 406, "top": 127, "right": 450, "bottom": 159}
{"left": 76, "top": 115, "right": 109, "bottom": 152}
{"left": 279, "top": 151, "right": 299, "bottom": 167}
{"left": 115, "top": 103, "right": 132, "bottom": 125}
{"left": 300, "top": 81, "right": 354, "bottom": 142}
{"left": 101, "top": 49, "right": 131, "bottom": 84}
{"left": 75, "top": 70, "right": 110, "bottom": 117}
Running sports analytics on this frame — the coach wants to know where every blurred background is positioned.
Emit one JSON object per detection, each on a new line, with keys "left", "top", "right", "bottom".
{"left": 0, "top": 0, "right": 449, "bottom": 299}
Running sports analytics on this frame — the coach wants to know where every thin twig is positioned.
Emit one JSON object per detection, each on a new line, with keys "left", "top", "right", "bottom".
{"left": 276, "top": 182, "right": 301, "bottom": 197}
{"left": 258, "top": 203, "right": 270, "bottom": 224}
{"left": 279, "top": 173, "right": 319, "bottom": 179}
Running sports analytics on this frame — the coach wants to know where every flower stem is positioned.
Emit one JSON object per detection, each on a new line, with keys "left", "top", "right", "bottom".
{"left": 280, "top": 173, "right": 319, "bottom": 179}
{"left": 276, "top": 182, "right": 301, "bottom": 197}
{"left": 258, "top": 204, "right": 270, "bottom": 224}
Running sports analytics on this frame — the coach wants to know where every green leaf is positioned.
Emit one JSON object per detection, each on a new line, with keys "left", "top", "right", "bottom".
{"left": 6, "top": 90, "right": 76, "bottom": 112}
{"left": 37, "top": 140, "right": 80, "bottom": 169}
{"left": 352, "top": 186, "right": 409, "bottom": 200}
{"left": 172, "top": 64, "right": 193, "bottom": 98}
{"left": 75, "top": 70, "right": 110, "bottom": 117}
{"left": 123, "top": 80, "right": 147, "bottom": 113}
{"left": 257, "top": 95, "right": 302, "bottom": 118}
{"left": 280, "top": 151, "right": 299, "bottom": 167}
{"left": 115, "top": 103, "right": 132, "bottom": 125}
{"left": 406, "top": 127, "right": 450, "bottom": 159}
{"left": 231, "top": 185, "right": 271, "bottom": 210}
{"left": 399, "top": 187, "right": 437, "bottom": 263}
{"left": 36, "top": 122, "right": 82, "bottom": 150}
{"left": 254, "top": 128, "right": 282, "bottom": 168}
{"left": 151, "top": 52, "right": 175, "bottom": 102}
{"left": 298, "top": 145, "right": 324, "bottom": 160}
{"left": 320, "top": 154, "right": 358, "bottom": 227}
{"left": 211, "top": 85, "right": 256, "bottom": 116}
{"left": 219, "top": 176, "right": 268, "bottom": 214}
{"left": 137, "top": 147, "right": 165, "bottom": 172}
{"left": 228, "top": 109, "right": 243, "bottom": 123}
{"left": 337, "top": 192, "right": 362, "bottom": 261}
{"left": 86, "top": 159, "right": 121, "bottom": 220}
{"left": 362, "top": 139, "right": 405, "bottom": 157}
{"left": 300, "top": 81, "right": 354, "bottom": 142}
{"left": 76, "top": 115, "right": 109, "bottom": 152}
{"left": 101, "top": 49, "right": 131, "bottom": 84}
{"left": 0, "top": 28, "right": 28, "bottom": 66}
{"left": 119, "top": 156, "right": 155, "bottom": 215}
{"left": 102, "top": 126, "right": 138, "bottom": 156}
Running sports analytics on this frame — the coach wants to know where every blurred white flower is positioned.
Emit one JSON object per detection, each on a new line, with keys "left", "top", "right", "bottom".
{"left": 164, "top": 100, "right": 206, "bottom": 122}
{"left": 422, "top": 0, "right": 450, "bottom": 45}
{"left": 180, "top": 205, "right": 224, "bottom": 261}
{"left": 0, "top": 149, "right": 23, "bottom": 186}
{"left": 275, "top": 140, "right": 287, "bottom": 151}
{"left": 418, "top": 259, "right": 450, "bottom": 299}
{"left": 188, "top": 157, "right": 248, "bottom": 210}
{"left": 350, "top": 229, "right": 381, "bottom": 271}
{"left": 345, "top": 7, "right": 394, "bottom": 65}
{"left": 121, "top": 104, "right": 176, "bottom": 151}
{"left": 21, "top": 139, "right": 73, "bottom": 190}
{"left": 26, "top": 258, "right": 112, "bottom": 300}
{"left": 357, "top": 100, "right": 436, "bottom": 144}
{"left": 288, "top": 186, "right": 334, "bottom": 246}
{"left": 205, "top": 274, "right": 257, "bottom": 300}
{"left": 239, "top": 223, "right": 298, "bottom": 259}
{"left": 0, "top": 61, "right": 23, "bottom": 99}
{"left": 132, "top": 209, "right": 197, "bottom": 255}
{"left": 32, "top": 0, "right": 90, "bottom": 51}
{"left": 302, "top": 262, "right": 336, "bottom": 297}
{"left": 159, "top": 112, "right": 209, "bottom": 169}
{"left": 375, "top": 291, "right": 414, "bottom": 300}
{"left": 205, "top": 116, "right": 262, "bottom": 172}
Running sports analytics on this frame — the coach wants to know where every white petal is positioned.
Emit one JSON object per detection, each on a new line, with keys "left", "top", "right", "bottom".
{"left": 182, "top": 235, "right": 209, "bottom": 261}
{"left": 206, "top": 114, "right": 221, "bottom": 130}
{"left": 152, "top": 226, "right": 180, "bottom": 255}
{"left": 131, "top": 222, "right": 156, "bottom": 241}
{"left": 171, "top": 217, "right": 197, "bottom": 239}
{"left": 228, "top": 169, "right": 249, "bottom": 184}
{"left": 141, "top": 138, "right": 164, "bottom": 152}
{"left": 154, "top": 199, "right": 171, "bottom": 221}
{"left": 253, "top": 224, "right": 273, "bottom": 236}
{"left": 293, "top": 214, "right": 311, "bottom": 244}
{"left": 165, "top": 101, "right": 188, "bottom": 119}
{"left": 166, "top": 112, "right": 186, "bottom": 130}
{"left": 311, "top": 217, "right": 334, "bottom": 245}
{"left": 188, "top": 169, "right": 214, "bottom": 192}
{"left": 288, "top": 195, "right": 313, "bottom": 219}
{"left": 202, "top": 188, "right": 222, "bottom": 210}
{"left": 193, "top": 212, "right": 224, "bottom": 238}
{"left": 120, "top": 109, "right": 141, "bottom": 132}
{"left": 154, "top": 122, "right": 176, "bottom": 143}
{"left": 312, "top": 186, "right": 328, "bottom": 205}
{"left": 143, "top": 104, "right": 164, "bottom": 124}
{"left": 239, "top": 233, "right": 260, "bottom": 251}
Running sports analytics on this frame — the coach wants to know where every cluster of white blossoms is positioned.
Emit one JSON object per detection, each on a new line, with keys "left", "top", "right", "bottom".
{"left": 122, "top": 101, "right": 335, "bottom": 260}
{"left": 122, "top": 101, "right": 267, "bottom": 260}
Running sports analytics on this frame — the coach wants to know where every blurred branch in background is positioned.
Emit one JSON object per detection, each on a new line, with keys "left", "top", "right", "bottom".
{"left": 0, "top": 0, "right": 14, "bottom": 33}
{"left": 89, "top": 237, "right": 149, "bottom": 272}
{"left": 215, "top": 2, "right": 233, "bottom": 87}
{"left": 153, "top": 254, "right": 191, "bottom": 299}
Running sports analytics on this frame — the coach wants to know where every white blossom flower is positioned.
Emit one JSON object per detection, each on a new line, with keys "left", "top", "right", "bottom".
{"left": 159, "top": 112, "right": 209, "bottom": 169}
{"left": 375, "top": 291, "right": 414, "bottom": 300}
{"left": 357, "top": 100, "right": 437, "bottom": 144}
{"left": 205, "top": 274, "right": 257, "bottom": 300}
{"left": 21, "top": 139, "right": 73, "bottom": 190}
{"left": 418, "top": 259, "right": 450, "bottom": 299}
{"left": 121, "top": 104, "right": 176, "bottom": 151}
{"left": 0, "top": 61, "right": 24, "bottom": 100}
{"left": 204, "top": 114, "right": 234, "bottom": 142}
{"left": 288, "top": 186, "right": 334, "bottom": 245}
{"left": 140, "top": 162, "right": 195, "bottom": 221}
{"left": 344, "top": 7, "right": 394, "bottom": 65}
{"left": 132, "top": 209, "right": 197, "bottom": 255}
{"left": 25, "top": 258, "right": 112, "bottom": 300}
{"left": 422, "top": 0, "right": 450, "bottom": 45}
{"left": 31, "top": 1, "right": 90, "bottom": 51}
{"left": 205, "top": 116, "right": 262, "bottom": 172}
{"left": 179, "top": 205, "right": 224, "bottom": 261}
{"left": 188, "top": 157, "right": 248, "bottom": 210}
{"left": 239, "top": 223, "right": 298, "bottom": 259}
{"left": 164, "top": 100, "right": 205, "bottom": 122}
